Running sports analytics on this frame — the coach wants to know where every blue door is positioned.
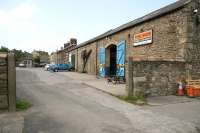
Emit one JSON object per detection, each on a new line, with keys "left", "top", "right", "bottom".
{"left": 116, "top": 40, "right": 126, "bottom": 77}
{"left": 99, "top": 48, "right": 105, "bottom": 77}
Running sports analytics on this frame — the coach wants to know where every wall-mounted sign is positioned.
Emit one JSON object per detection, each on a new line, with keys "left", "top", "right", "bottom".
{"left": 133, "top": 30, "right": 153, "bottom": 46}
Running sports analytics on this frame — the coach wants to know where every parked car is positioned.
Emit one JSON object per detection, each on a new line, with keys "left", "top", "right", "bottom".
{"left": 49, "top": 64, "right": 73, "bottom": 72}
{"left": 40, "top": 63, "right": 47, "bottom": 67}
{"left": 44, "top": 64, "right": 51, "bottom": 71}
{"left": 18, "top": 63, "right": 25, "bottom": 67}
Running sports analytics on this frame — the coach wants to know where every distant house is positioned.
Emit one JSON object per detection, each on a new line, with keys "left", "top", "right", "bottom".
{"left": 50, "top": 52, "right": 57, "bottom": 64}
{"left": 32, "top": 50, "right": 49, "bottom": 64}
{"left": 52, "top": 38, "right": 77, "bottom": 64}
{"left": 23, "top": 59, "right": 33, "bottom": 67}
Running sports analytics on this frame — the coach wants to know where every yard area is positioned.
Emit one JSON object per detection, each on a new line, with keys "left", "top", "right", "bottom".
{"left": 16, "top": 68, "right": 200, "bottom": 133}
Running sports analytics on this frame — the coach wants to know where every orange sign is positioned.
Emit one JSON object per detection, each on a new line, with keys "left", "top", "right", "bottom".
{"left": 134, "top": 30, "right": 153, "bottom": 46}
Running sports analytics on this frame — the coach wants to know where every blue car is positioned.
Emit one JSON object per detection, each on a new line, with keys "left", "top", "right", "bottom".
{"left": 49, "top": 64, "right": 73, "bottom": 72}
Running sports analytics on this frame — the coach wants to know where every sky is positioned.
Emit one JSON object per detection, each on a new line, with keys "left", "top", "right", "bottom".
{"left": 0, "top": 0, "right": 177, "bottom": 53}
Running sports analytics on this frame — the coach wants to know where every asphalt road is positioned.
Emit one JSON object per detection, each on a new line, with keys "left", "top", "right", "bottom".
{"left": 16, "top": 68, "right": 199, "bottom": 133}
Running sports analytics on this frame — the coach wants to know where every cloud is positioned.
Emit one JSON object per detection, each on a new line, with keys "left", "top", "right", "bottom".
{"left": 0, "top": 2, "right": 37, "bottom": 33}
{"left": 15, "top": 36, "right": 67, "bottom": 53}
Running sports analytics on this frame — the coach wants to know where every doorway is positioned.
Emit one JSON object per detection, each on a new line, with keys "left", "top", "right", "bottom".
{"left": 105, "top": 44, "right": 116, "bottom": 77}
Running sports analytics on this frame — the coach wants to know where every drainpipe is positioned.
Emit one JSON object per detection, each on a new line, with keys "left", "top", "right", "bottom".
{"left": 127, "top": 33, "right": 134, "bottom": 96}
{"left": 96, "top": 42, "right": 98, "bottom": 76}
{"left": 128, "top": 57, "right": 133, "bottom": 96}
{"left": 77, "top": 48, "right": 78, "bottom": 72}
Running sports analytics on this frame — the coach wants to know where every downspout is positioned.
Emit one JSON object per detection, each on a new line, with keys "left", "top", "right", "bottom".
{"left": 96, "top": 42, "right": 98, "bottom": 76}
{"left": 77, "top": 48, "right": 78, "bottom": 72}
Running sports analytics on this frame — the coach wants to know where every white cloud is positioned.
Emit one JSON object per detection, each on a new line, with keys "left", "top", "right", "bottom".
{"left": 15, "top": 36, "right": 67, "bottom": 53}
{"left": 0, "top": 2, "right": 37, "bottom": 33}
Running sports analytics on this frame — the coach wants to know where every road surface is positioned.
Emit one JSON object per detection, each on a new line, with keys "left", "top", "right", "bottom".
{"left": 16, "top": 68, "right": 199, "bottom": 133}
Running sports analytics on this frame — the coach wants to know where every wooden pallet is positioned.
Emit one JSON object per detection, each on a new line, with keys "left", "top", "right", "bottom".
{"left": 186, "top": 80, "right": 200, "bottom": 97}
{"left": 187, "top": 80, "right": 200, "bottom": 88}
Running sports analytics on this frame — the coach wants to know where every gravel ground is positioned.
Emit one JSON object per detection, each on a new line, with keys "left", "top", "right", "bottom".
{"left": 16, "top": 68, "right": 199, "bottom": 133}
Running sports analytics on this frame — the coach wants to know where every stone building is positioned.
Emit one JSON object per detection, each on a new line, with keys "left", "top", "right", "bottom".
{"left": 32, "top": 50, "right": 49, "bottom": 64}
{"left": 68, "top": 0, "right": 200, "bottom": 96}
{"left": 50, "top": 52, "right": 57, "bottom": 64}
{"left": 56, "top": 48, "right": 65, "bottom": 64}
{"left": 53, "top": 38, "right": 77, "bottom": 64}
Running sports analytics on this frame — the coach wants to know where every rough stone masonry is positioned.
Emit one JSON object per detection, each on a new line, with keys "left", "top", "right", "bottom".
{"left": 66, "top": 0, "right": 200, "bottom": 96}
{"left": 0, "top": 53, "right": 8, "bottom": 110}
{"left": 0, "top": 53, "right": 16, "bottom": 112}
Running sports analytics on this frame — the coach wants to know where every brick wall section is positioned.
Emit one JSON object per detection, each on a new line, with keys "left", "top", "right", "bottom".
{"left": 0, "top": 53, "right": 8, "bottom": 110}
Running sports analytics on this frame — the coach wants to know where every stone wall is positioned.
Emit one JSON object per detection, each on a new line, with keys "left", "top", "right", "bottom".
{"left": 0, "top": 53, "right": 16, "bottom": 112}
{"left": 130, "top": 7, "right": 189, "bottom": 62}
{"left": 185, "top": 0, "right": 200, "bottom": 80}
{"left": 0, "top": 54, "right": 8, "bottom": 110}
{"left": 75, "top": 43, "right": 97, "bottom": 75}
{"left": 132, "top": 61, "right": 186, "bottom": 96}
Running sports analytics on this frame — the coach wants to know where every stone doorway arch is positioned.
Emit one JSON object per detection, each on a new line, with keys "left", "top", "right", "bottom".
{"left": 105, "top": 44, "right": 117, "bottom": 77}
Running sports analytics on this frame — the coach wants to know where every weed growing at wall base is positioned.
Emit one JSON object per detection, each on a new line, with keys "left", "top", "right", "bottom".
{"left": 16, "top": 99, "right": 32, "bottom": 111}
{"left": 116, "top": 95, "right": 147, "bottom": 105}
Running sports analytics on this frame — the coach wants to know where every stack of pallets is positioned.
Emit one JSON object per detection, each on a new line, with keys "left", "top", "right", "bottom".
{"left": 186, "top": 80, "right": 200, "bottom": 97}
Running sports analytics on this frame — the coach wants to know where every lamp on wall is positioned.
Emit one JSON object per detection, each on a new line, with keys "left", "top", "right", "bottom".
{"left": 192, "top": 5, "right": 200, "bottom": 25}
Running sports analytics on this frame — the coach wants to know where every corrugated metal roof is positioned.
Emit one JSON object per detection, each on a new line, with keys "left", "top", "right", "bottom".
{"left": 75, "top": 0, "right": 192, "bottom": 49}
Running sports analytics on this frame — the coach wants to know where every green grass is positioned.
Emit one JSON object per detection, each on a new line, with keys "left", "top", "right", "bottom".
{"left": 16, "top": 99, "right": 32, "bottom": 111}
{"left": 116, "top": 95, "right": 147, "bottom": 105}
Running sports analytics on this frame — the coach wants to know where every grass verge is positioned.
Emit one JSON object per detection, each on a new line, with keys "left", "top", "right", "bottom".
{"left": 116, "top": 95, "right": 147, "bottom": 105}
{"left": 16, "top": 99, "right": 32, "bottom": 111}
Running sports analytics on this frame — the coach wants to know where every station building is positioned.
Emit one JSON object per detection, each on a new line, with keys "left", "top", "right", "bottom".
{"left": 68, "top": 0, "right": 200, "bottom": 96}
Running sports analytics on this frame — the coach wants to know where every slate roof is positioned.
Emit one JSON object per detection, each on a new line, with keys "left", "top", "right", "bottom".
{"left": 75, "top": 0, "right": 192, "bottom": 49}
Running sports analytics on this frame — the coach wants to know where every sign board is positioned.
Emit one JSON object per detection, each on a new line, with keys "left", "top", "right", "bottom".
{"left": 133, "top": 30, "right": 153, "bottom": 46}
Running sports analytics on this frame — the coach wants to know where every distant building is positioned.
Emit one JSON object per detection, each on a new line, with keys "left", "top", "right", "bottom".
{"left": 53, "top": 38, "right": 77, "bottom": 64}
{"left": 21, "top": 59, "right": 33, "bottom": 67}
{"left": 32, "top": 50, "right": 49, "bottom": 64}
{"left": 50, "top": 52, "right": 57, "bottom": 64}
{"left": 57, "top": 48, "right": 65, "bottom": 64}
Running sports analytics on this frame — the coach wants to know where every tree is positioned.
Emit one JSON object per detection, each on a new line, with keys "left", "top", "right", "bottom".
{"left": 12, "top": 49, "right": 25, "bottom": 62}
{"left": 81, "top": 49, "right": 92, "bottom": 73}
{"left": 0, "top": 46, "right": 9, "bottom": 52}
{"left": 34, "top": 56, "right": 40, "bottom": 64}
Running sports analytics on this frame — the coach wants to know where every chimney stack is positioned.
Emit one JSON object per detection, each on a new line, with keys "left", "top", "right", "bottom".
{"left": 70, "top": 38, "right": 77, "bottom": 46}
